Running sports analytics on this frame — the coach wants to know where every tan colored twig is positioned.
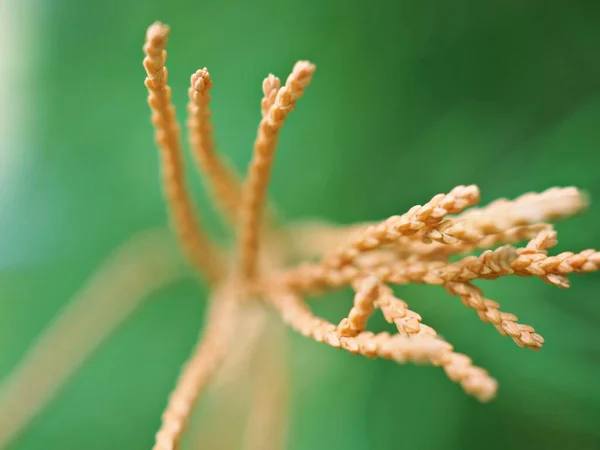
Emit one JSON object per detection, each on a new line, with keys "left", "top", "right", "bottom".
{"left": 280, "top": 246, "right": 518, "bottom": 294}
{"left": 288, "top": 220, "right": 553, "bottom": 264}
{"left": 153, "top": 283, "right": 239, "bottom": 450}
{"left": 318, "top": 273, "right": 496, "bottom": 401}
{"left": 187, "top": 67, "right": 243, "bottom": 224}
{"left": 261, "top": 74, "right": 281, "bottom": 117}
{"left": 376, "top": 285, "right": 497, "bottom": 401}
{"left": 409, "top": 245, "right": 519, "bottom": 285}
{"left": 444, "top": 282, "right": 544, "bottom": 349}
{"left": 280, "top": 242, "right": 549, "bottom": 351}
{"left": 520, "top": 247, "right": 600, "bottom": 276}
{"left": 395, "top": 223, "right": 553, "bottom": 260}
{"left": 376, "top": 285, "right": 431, "bottom": 337}
{"left": 0, "top": 230, "right": 182, "bottom": 449}
{"left": 238, "top": 61, "right": 316, "bottom": 280}
{"left": 397, "top": 187, "right": 584, "bottom": 260}
{"left": 281, "top": 227, "right": 578, "bottom": 293}
{"left": 386, "top": 230, "right": 577, "bottom": 289}
{"left": 322, "top": 185, "right": 480, "bottom": 269}
{"left": 143, "top": 22, "right": 222, "bottom": 282}
{"left": 428, "top": 187, "right": 586, "bottom": 244}
{"left": 337, "top": 275, "right": 380, "bottom": 337}
{"left": 510, "top": 228, "right": 599, "bottom": 284}
{"left": 269, "top": 289, "right": 448, "bottom": 363}
{"left": 318, "top": 245, "right": 546, "bottom": 349}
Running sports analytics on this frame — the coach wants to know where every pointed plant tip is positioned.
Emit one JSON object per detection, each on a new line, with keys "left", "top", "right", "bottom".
{"left": 465, "top": 184, "right": 481, "bottom": 196}
{"left": 294, "top": 60, "right": 316, "bottom": 72}
{"left": 262, "top": 74, "right": 281, "bottom": 93}
{"left": 147, "top": 21, "right": 170, "bottom": 41}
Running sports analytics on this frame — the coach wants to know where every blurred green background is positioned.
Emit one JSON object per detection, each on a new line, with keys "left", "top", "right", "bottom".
{"left": 1, "top": 0, "right": 600, "bottom": 449}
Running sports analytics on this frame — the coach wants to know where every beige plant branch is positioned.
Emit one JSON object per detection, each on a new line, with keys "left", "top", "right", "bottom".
{"left": 428, "top": 186, "right": 587, "bottom": 245}
{"left": 393, "top": 187, "right": 584, "bottom": 261}
{"left": 395, "top": 223, "right": 553, "bottom": 260}
{"left": 322, "top": 185, "right": 481, "bottom": 269}
{"left": 268, "top": 289, "right": 449, "bottom": 363}
{"left": 292, "top": 271, "right": 498, "bottom": 401}
{"left": 143, "top": 22, "right": 222, "bottom": 282}
{"left": 444, "top": 282, "right": 544, "bottom": 350}
{"left": 460, "top": 186, "right": 586, "bottom": 223}
{"left": 337, "top": 275, "right": 381, "bottom": 337}
{"left": 328, "top": 272, "right": 498, "bottom": 401}
{"left": 153, "top": 282, "right": 240, "bottom": 450}
{"left": 261, "top": 74, "right": 281, "bottom": 117}
{"left": 287, "top": 188, "right": 580, "bottom": 264}
{"left": 0, "top": 230, "right": 183, "bottom": 448}
{"left": 281, "top": 225, "right": 591, "bottom": 293}
{"left": 376, "top": 284, "right": 497, "bottom": 401}
{"left": 383, "top": 230, "right": 589, "bottom": 290}
{"left": 373, "top": 244, "right": 524, "bottom": 288}
{"left": 239, "top": 61, "right": 316, "bottom": 281}
{"left": 187, "top": 67, "right": 242, "bottom": 224}
{"left": 513, "top": 247, "right": 600, "bottom": 281}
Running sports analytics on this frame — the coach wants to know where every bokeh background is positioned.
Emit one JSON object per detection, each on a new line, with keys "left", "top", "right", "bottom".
{"left": 1, "top": 0, "right": 600, "bottom": 449}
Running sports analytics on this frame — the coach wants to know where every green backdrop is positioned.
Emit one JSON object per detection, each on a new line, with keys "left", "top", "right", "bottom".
{"left": 1, "top": 1, "right": 600, "bottom": 449}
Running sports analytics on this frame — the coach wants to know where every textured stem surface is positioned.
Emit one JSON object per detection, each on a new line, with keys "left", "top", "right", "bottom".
{"left": 143, "top": 22, "right": 222, "bottom": 282}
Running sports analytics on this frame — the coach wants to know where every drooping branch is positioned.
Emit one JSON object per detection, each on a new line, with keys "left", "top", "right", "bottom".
{"left": 268, "top": 289, "right": 448, "bottom": 363}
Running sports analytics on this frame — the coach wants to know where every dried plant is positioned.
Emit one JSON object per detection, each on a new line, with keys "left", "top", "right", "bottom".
{"left": 140, "top": 21, "right": 599, "bottom": 449}
{"left": 1, "top": 20, "right": 599, "bottom": 450}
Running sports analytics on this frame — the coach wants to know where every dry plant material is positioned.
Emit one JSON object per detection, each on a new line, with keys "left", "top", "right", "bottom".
{"left": 143, "top": 23, "right": 222, "bottom": 282}
{"left": 187, "top": 67, "right": 242, "bottom": 224}
{"left": 154, "top": 282, "right": 240, "bottom": 450}
{"left": 140, "top": 21, "right": 597, "bottom": 448}
{"left": 1, "top": 20, "right": 598, "bottom": 450}
{"left": 239, "top": 60, "right": 316, "bottom": 281}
